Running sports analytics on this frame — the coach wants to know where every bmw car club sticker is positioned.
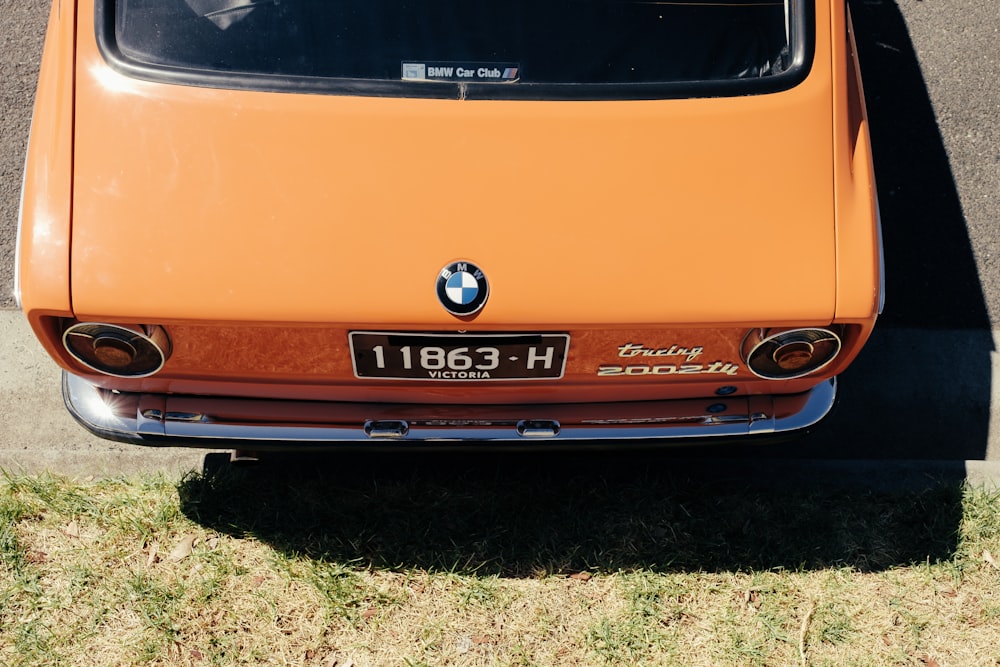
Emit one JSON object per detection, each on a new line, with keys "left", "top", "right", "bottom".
{"left": 402, "top": 62, "right": 520, "bottom": 83}
{"left": 437, "top": 261, "right": 489, "bottom": 316}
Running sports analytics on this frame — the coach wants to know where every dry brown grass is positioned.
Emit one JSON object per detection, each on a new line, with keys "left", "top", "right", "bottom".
{"left": 2, "top": 461, "right": 999, "bottom": 666}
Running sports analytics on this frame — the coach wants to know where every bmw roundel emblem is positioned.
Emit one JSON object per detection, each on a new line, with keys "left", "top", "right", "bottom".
{"left": 436, "top": 261, "right": 489, "bottom": 316}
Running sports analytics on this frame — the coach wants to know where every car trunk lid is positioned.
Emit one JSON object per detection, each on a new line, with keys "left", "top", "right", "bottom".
{"left": 70, "top": 64, "right": 836, "bottom": 326}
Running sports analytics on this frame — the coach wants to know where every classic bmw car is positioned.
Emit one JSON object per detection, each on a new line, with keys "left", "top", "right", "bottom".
{"left": 16, "top": 0, "right": 882, "bottom": 448}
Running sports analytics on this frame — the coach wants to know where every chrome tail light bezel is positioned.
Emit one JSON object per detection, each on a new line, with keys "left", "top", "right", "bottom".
{"left": 62, "top": 322, "right": 171, "bottom": 378}
{"left": 741, "top": 327, "right": 842, "bottom": 380}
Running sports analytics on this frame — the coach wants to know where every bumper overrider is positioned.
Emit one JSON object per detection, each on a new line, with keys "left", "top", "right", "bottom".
{"left": 63, "top": 372, "right": 836, "bottom": 448}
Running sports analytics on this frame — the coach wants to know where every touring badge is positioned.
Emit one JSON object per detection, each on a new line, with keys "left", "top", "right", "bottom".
{"left": 437, "top": 261, "right": 489, "bottom": 316}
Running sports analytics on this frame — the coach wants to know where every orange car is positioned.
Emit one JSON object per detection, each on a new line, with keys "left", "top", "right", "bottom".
{"left": 17, "top": 0, "right": 882, "bottom": 447}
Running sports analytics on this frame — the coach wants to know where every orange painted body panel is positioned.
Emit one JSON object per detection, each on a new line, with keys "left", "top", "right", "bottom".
{"left": 17, "top": 0, "right": 76, "bottom": 358}
{"left": 831, "top": 4, "right": 883, "bottom": 323}
{"left": 68, "top": 2, "right": 839, "bottom": 327}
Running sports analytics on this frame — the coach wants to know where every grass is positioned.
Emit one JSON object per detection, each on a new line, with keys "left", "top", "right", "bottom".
{"left": 1, "top": 453, "right": 999, "bottom": 665}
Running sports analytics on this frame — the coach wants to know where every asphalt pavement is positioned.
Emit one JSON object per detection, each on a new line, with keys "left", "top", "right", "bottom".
{"left": 1, "top": 1, "right": 998, "bottom": 480}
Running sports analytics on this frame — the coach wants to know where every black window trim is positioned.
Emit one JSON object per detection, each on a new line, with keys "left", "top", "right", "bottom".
{"left": 95, "top": 1, "right": 815, "bottom": 101}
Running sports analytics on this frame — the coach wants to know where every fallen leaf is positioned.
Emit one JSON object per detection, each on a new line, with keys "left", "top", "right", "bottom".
{"left": 569, "top": 572, "right": 593, "bottom": 582}
{"left": 168, "top": 534, "right": 197, "bottom": 562}
{"left": 939, "top": 588, "right": 958, "bottom": 598}
{"left": 983, "top": 550, "right": 1000, "bottom": 571}
{"left": 361, "top": 608, "right": 378, "bottom": 621}
{"left": 63, "top": 521, "right": 80, "bottom": 539}
{"left": 472, "top": 635, "right": 491, "bottom": 645}
{"left": 881, "top": 635, "right": 892, "bottom": 647}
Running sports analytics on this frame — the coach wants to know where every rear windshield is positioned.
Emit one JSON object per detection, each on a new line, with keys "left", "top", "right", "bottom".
{"left": 103, "top": 0, "right": 811, "bottom": 99}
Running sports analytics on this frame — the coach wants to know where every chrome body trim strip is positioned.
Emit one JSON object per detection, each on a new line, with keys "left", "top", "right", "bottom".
{"left": 875, "top": 195, "right": 886, "bottom": 316}
{"left": 62, "top": 372, "right": 836, "bottom": 447}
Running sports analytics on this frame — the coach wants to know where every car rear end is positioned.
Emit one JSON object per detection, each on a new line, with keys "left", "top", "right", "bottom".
{"left": 18, "top": 0, "right": 881, "bottom": 447}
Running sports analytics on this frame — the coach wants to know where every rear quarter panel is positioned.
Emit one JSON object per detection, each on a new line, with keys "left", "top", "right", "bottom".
{"left": 832, "top": 1, "right": 883, "bottom": 326}
{"left": 17, "top": 0, "right": 76, "bottom": 361}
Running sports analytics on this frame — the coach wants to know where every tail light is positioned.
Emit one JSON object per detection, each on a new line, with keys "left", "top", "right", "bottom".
{"left": 62, "top": 323, "right": 171, "bottom": 378}
{"left": 741, "top": 327, "right": 841, "bottom": 380}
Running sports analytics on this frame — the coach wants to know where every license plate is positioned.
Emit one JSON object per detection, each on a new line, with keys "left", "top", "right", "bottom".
{"left": 350, "top": 332, "right": 569, "bottom": 381}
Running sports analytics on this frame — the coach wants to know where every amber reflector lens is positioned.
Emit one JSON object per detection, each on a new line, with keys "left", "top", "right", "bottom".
{"left": 742, "top": 328, "right": 841, "bottom": 380}
{"left": 63, "top": 323, "right": 170, "bottom": 378}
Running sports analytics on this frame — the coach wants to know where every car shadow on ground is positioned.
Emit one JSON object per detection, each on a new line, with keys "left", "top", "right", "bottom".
{"left": 178, "top": 451, "right": 964, "bottom": 575}
{"left": 175, "top": 1, "right": 982, "bottom": 573}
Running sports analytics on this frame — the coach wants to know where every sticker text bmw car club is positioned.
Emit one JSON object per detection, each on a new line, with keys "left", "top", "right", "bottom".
{"left": 402, "top": 62, "right": 520, "bottom": 83}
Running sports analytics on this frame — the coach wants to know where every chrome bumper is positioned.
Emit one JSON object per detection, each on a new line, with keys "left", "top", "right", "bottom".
{"left": 63, "top": 372, "right": 836, "bottom": 448}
